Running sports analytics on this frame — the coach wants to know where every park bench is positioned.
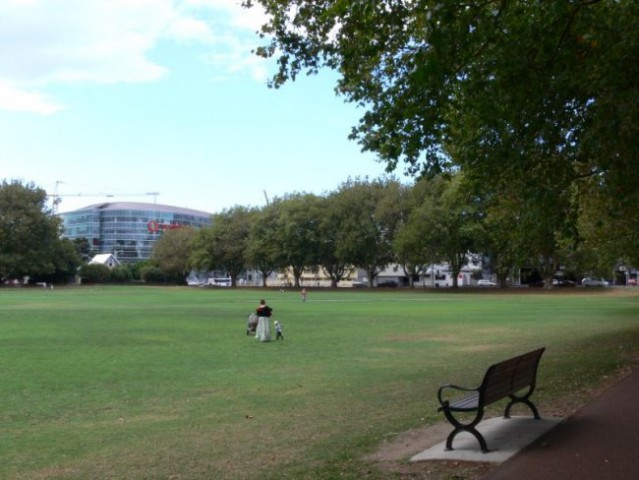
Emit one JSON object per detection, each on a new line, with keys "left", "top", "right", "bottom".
{"left": 436, "top": 347, "right": 545, "bottom": 453}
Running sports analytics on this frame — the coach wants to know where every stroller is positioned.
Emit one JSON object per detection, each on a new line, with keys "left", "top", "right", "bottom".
{"left": 246, "top": 313, "right": 258, "bottom": 335}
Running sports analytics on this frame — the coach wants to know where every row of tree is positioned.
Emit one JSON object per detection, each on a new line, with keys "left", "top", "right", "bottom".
{"left": 0, "top": 171, "right": 630, "bottom": 288}
{"left": 153, "top": 174, "right": 627, "bottom": 289}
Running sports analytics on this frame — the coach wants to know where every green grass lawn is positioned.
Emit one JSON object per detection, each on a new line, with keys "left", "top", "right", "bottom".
{"left": 2, "top": 286, "right": 639, "bottom": 479}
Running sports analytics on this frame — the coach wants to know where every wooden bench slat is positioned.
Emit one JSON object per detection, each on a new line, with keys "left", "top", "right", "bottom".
{"left": 448, "top": 392, "right": 479, "bottom": 410}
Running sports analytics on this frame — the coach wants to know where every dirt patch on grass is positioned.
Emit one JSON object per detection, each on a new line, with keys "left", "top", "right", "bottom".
{"left": 361, "top": 422, "right": 492, "bottom": 480}
{"left": 362, "top": 422, "right": 450, "bottom": 463}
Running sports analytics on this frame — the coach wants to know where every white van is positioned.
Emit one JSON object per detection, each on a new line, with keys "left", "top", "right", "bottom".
{"left": 207, "top": 277, "right": 231, "bottom": 287}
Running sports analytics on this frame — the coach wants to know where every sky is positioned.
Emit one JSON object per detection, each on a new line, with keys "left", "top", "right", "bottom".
{"left": 0, "top": 0, "right": 407, "bottom": 215}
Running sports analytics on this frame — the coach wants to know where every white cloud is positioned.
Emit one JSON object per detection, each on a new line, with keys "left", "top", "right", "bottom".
{"left": 186, "top": 0, "right": 268, "bottom": 31}
{"left": 165, "top": 16, "right": 216, "bottom": 43}
{"left": 182, "top": 0, "right": 267, "bottom": 29}
{"left": 0, "top": 0, "right": 270, "bottom": 114}
{"left": 0, "top": 80, "right": 65, "bottom": 115}
{"left": 0, "top": 1, "right": 173, "bottom": 83}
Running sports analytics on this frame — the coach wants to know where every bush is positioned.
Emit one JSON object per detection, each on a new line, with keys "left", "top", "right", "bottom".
{"left": 129, "top": 261, "right": 152, "bottom": 281}
{"left": 139, "top": 265, "right": 166, "bottom": 283}
{"left": 80, "top": 264, "right": 111, "bottom": 284}
{"left": 110, "top": 265, "right": 133, "bottom": 283}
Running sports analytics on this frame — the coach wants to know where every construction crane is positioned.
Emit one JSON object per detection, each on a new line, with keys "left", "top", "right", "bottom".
{"left": 50, "top": 181, "right": 160, "bottom": 213}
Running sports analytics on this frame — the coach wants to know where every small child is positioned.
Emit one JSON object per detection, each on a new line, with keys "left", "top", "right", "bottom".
{"left": 274, "top": 320, "right": 284, "bottom": 340}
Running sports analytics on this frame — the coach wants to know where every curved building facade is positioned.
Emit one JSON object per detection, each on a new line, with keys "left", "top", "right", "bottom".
{"left": 60, "top": 202, "right": 212, "bottom": 263}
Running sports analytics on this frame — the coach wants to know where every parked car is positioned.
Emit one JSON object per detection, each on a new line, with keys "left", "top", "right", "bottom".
{"left": 581, "top": 277, "right": 609, "bottom": 287}
{"left": 477, "top": 279, "right": 497, "bottom": 287}
{"left": 553, "top": 279, "right": 577, "bottom": 287}
{"left": 628, "top": 279, "right": 637, "bottom": 286}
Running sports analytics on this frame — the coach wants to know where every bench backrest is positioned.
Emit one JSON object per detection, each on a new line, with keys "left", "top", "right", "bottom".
{"left": 480, "top": 347, "right": 545, "bottom": 406}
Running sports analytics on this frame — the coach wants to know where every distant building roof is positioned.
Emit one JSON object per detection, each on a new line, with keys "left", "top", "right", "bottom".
{"left": 89, "top": 253, "right": 121, "bottom": 268}
{"left": 65, "top": 201, "right": 211, "bottom": 217}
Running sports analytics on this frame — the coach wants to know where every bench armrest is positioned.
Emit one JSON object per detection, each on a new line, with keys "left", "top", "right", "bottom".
{"left": 437, "top": 384, "right": 477, "bottom": 409}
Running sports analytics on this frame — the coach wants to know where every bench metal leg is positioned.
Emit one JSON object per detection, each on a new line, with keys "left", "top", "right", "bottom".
{"left": 504, "top": 394, "right": 541, "bottom": 419}
{"left": 445, "top": 426, "right": 490, "bottom": 453}
{"left": 441, "top": 408, "right": 490, "bottom": 453}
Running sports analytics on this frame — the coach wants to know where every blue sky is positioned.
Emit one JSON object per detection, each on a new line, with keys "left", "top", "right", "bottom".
{"left": 1, "top": 0, "right": 405, "bottom": 215}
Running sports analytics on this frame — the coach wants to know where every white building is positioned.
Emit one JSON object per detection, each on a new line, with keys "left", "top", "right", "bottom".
{"left": 88, "top": 253, "right": 121, "bottom": 269}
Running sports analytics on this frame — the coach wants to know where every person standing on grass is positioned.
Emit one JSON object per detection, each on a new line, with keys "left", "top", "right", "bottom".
{"left": 301, "top": 288, "right": 307, "bottom": 302}
{"left": 274, "top": 320, "right": 284, "bottom": 340}
{"left": 255, "top": 299, "right": 272, "bottom": 342}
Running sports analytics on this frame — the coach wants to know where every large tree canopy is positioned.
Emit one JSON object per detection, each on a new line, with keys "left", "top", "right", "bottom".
{"left": 245, "top": 0, "right": 639, "bottom": 261}
{"left": 0, "top": 180, "right": 63, "bottom": 280}
{"left": 152, "top": 227, "right": 199, "bottom": 282}
{"left": 191, "top": 206, "right": 254, "bottom": 287}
